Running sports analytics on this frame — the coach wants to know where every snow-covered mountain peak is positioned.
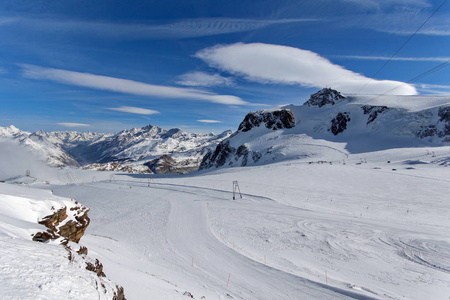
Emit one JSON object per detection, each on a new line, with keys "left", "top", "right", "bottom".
{"left": 0, "top": 125, "right": 29, "bottom": 137}
{"left": 303, "top": 87, "right": 346, "bottom": 108}
{"left": 200, "top": 88, "right": 450, "bottom": 170}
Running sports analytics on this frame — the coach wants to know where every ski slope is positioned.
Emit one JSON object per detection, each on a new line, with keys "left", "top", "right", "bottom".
{"left": 44, "top": 147, "right": 450, "bottom": 300}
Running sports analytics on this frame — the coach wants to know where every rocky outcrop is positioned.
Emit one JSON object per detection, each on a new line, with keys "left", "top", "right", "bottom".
{"left": 438, "top": 107, "right": 450, "bottom": 140}
{"left": 416, "top": 106, "right": 450, "bottom": 141}
{"left": 438, "top": 106, "right": 450, "bottom": 123}
{"left": 329, "top": 112, "right": 351, "bottom": 135}
{"left": 238, "top": 109, "right": 295, "bottom": 132}
{"left": 33, "top": 202, "right": 90, "bottom": 244}
{"left": 66, "top": 245, "right": 126, "bottom": 300}
{"left": 304, "top": 88, "right": 346, "bottom": 108}
{"left": 362, "top": 105, "right": 389, "bottom": 125}
{"left": 199, "top": 142, "right": 262, "bottom": 170}
{"left": 144, "top": 155, "right": 200, "bottom": 174}
{"left": 86, "top": 258, "right": 106, "bottom": 277}
{"left": 200, "top": 141, "right": 234, "bottom": 169}
{"left": 145, "top": 155, "right": 176, "bottom": 173}
{"left": 33, "top": 201, "right": 126, "bottom": 299}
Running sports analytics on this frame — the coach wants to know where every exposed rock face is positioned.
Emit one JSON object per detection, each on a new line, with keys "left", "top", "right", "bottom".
{"left": 33, "top": 203, "right": 90, "bottom": 244}
{"left": 86, "top": 259, "right": 105, "bottom": 277}
{"left": 200, "top": 141, "right": 234, "bottom": 169}
{"left": 362, "top": 105, "right": 389, "bottom": 124}
{"left": 417, "top": 125, "right": 438, "bottom": 139}
{"left": 438, "top": 106, "right": 450, "bottom": 122}
{"left": 199, "top": 142, "right": 262, "bottom": 170}
{"left": 238, "top": 109, "right": 295, "bottom": 132}
{"left": 416, "top": 106, "right": 450, "bottom": 141}
{"left": 329, "top": 112, "right": 351, "bottom": 135}
{"left": 304, "top": 88, "right": 346, "bottom": 108}
{"left": 438, "top": 106, "right": 450, "bottom": 139}
{"left": 145, "top": 155, "right": 176, "bottom": 173}
{"left": 144, "top": 155, "right": 200, "bottom": 174}
{"left": 236, "top": 144, "right": 250, "bottom": 166}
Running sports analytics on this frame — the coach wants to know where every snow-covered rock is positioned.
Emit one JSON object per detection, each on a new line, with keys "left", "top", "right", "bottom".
{"left": 237, "top": 109, "right": 295, "bottom": 132}
{"left": 0, "top": 183, "right": 125, "bottom": 299}
{"left": 303, "top": 87, "right": 346, "bottom": 108}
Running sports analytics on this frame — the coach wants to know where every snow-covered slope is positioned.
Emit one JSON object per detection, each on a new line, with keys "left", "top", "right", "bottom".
{"left": 0, "top": 183, "right": 125, "bottom": 299}
{"left": 201, "top": 88, "right": 450, "bottom": 170}
{"left": 46, "top": 147, "right": 450, "bottom": 300}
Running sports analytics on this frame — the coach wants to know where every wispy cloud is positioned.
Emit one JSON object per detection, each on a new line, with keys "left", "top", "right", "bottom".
{"left": 340, "top": 0, "right": 431, "bottom": 10}
{"left": 107, "top": 106, "right": 159, "bottom": 115}
{"left": 415, "top": 83, "right": 450, "bottom": 94}
{"left": 177, "top": 71, "right": 233, "bottom": 87}
{"left": 338, "top": 10, "right": 450, "bottom": 36}
{"left": 57, "top": 122, "right": 90, "bottom": 127}
{"left": 0, "top": 67, "right": 8, "bottom": 74}
{"left": 197, "top": 120, "right": 222, "bottom": 123}
{"left": 20, "top": 64, "right": 247, "bottom": 105}
{"left": 196, "top": 43, "right": 417, "bottom": 95}
{"left": 334, "top": 55, "right": 450, "bottom": 62}
{"left": 2, "top": 17, "right": 317, "bottom": 39}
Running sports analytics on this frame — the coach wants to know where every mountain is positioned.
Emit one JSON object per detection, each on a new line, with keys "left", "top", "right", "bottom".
{"left": 200, "top": 88, "right": 450, "bottom": 170}
{"left": 0, "top": 125, "right": 79, "bottom": 168}
{"left": 0, "top": 124, "right": 232, "bottom": 174}
{"left": 68, "top": 125, "right": 232, "bottom": 173}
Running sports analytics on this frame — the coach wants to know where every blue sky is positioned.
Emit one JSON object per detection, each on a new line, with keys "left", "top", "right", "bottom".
{"left": 0, "top": 0, "right": 449, "bottom": 134}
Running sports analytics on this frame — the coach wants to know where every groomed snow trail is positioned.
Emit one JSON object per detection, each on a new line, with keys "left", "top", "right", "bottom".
{"left": 53, "top": 181, "right": 376, "bottom": 299}
{"left": 51, "top": 159, "right": 450, "bottom": 300}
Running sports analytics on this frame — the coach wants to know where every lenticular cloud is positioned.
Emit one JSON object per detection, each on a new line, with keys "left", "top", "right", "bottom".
{"left": 196, "top": 43, "right": 417, "bottom": 95}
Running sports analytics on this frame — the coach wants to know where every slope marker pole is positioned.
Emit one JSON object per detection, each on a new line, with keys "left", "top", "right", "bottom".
{"left": 227, "top": 273, "right": 231, "bottom": 286}
{"left": 232, "top": 181, "right": 242, "bottom": 200}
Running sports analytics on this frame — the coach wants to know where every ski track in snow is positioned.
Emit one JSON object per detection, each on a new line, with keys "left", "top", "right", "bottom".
{"left": 47, "top": 159, "right": 450, "bottom": 300}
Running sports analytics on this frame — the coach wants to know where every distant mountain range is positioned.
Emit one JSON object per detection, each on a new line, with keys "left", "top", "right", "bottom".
{"left": 0, "top": 124, "right": 231, "bottom": 174}
{"left": 2, "top": 88, "right": 449, "bottom": 174}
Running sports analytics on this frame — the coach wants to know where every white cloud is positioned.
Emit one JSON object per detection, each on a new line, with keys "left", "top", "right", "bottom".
{"left": 197, "top": 120, "right": 222, "bottom": 123}
{"left": 20, "top": 64, "right": 247, "bottom": 105}
{"left": 3, "top": 17, "right": 316, "bottom": 39}
{"left": 177, "top": 71, "right": 233, "bottom": 87}
{"left": 107, "top": 106, "right": 159, "bottom": 115}
{"left": 196, "top": 43, "right": 417, "bottom": 95}
{"left": 57, "top": 122, "right": 90, "bottom": 127}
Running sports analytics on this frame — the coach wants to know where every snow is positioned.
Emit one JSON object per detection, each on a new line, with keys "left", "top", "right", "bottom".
{"left": 1, "top": 92, "right": 450, "bottom": 299}
{"left": 0, "top": 236, "right": 117, "bottom": 300}
{"left": 0, "top": 183, "right": 123, "bottom": 300}
{"left": 15, "top": 146, "right": 442, "bottom": 300}
{"left": 346, "top": 95, "right": 450, "bottom": 112}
